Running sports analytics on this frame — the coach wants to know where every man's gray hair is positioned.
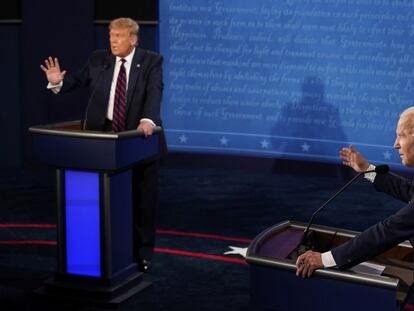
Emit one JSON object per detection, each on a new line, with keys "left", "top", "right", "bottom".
{"left": 109, "top": 17, "right": 139, "bottom": 36}
{"left": 400, "top": 107, "right": 414, "bottom": 133}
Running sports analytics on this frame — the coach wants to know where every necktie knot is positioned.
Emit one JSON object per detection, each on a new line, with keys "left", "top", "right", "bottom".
{"left": 120, "top": 58, "right": 126, "bottom": 64}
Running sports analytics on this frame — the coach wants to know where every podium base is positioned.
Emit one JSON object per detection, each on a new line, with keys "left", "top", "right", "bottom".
{"left": 34, "top": 272, "right": 151, "bottom": 307}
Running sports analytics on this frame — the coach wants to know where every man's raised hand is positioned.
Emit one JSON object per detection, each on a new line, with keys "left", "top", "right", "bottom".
{"left": 40, "top": 56, "right": 66, "bottom": 85}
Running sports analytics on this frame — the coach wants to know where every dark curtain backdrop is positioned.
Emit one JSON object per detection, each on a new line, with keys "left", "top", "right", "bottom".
{"left": 0, "top": 24, "right": 21, "bottom": 170}
{"left": 20, "top": 0, "right": 94, "bottom": 166}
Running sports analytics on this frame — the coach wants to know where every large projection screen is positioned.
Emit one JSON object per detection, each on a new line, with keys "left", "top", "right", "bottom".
{"left": 159, "top": 1, "right": 414, "bottom": 169}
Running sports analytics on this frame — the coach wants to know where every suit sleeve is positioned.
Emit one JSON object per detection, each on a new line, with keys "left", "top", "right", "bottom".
{"left": 59, "top": 50, "right": 108, "bottom": 93}
{"left": 331, "top": 200, "right": 414, "bottom": 269}
{"left": 373, "top": 172, "right": 414, "bottom": 203}
{"left": 141, "top": 55, "right": 163, "bottom": 125}
{"left": 60, "top": 60, "right": 91, "bottom": 93}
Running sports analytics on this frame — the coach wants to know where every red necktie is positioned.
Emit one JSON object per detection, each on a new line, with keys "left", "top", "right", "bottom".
{"left": 112, "top": 58, "right": 127, "bottom": 132}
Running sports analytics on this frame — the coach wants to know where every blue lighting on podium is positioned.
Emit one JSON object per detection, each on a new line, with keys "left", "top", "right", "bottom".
{"left": 65, "top": 170, "right": 101, "bottom": 277}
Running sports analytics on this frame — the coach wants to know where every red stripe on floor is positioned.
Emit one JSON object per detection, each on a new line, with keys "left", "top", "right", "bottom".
{"left": 0, "top": 241, "right": 246, "bottom": 265}
{"left": 0, "top": 224, "right": 252, "bottom": 244}
{"left": 0, "top": 224, "right": 56, "bottom": 229}
{"left": 0, "top": 240, "right": 56, "bottom": 245}
{"left": 155, "top": 247, "right": 247, "bottom": 265}
{"left": 156, "top": 229, "right": 251, "bottom": 244}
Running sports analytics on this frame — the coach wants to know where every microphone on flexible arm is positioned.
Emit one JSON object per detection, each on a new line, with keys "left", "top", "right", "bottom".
{"left": 298, "top": 164, "right": 390, "bottom": 253}
{"left": 81, "top": 62, "right": 111, "bottom": 130}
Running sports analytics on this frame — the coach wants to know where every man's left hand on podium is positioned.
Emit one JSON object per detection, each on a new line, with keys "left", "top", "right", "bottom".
{"left": 296, "top": 250, "right": 323, "bottom": 278}
{"left": 138, "top": 121, "right": 155, "bottom": 137}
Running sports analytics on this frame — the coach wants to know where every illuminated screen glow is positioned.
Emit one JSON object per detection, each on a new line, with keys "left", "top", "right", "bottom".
{"left": 160, "top": 1, "right": 414, "bottom": 169}
{"left": 65, "top": 170, "right": 101, "bottom": 277}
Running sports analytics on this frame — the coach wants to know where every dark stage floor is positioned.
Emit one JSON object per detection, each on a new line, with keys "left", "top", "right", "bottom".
{"left": 0, "top": 160, "right": 407, "bottom": 310}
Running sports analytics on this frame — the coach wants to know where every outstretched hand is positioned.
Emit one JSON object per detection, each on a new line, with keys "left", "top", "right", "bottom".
{"left": 339, "top": 145, "right": 370, "bottom": 173}
{"left": 40, "top": 56, "right": 66, "bottom": 85}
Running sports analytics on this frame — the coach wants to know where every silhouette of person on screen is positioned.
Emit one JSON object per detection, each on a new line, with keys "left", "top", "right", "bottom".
{"left": 272, "top": 76, "right": 347, "bottom": 160}
{"left": 296, "top": 107, "right": 414, "bottom": 284}
{"left": 40, "top": 17, "right": 166, "bottom": 272}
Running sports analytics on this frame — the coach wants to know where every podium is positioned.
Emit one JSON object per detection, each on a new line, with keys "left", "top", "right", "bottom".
{"left": 246, "top": 220, "right": 414, "bottom": 311}
{"left": 29, "top": 120, "right": 160, "bottom": 305}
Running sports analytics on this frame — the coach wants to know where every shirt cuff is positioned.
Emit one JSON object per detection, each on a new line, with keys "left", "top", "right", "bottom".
{"left": 140, "top": 118, "right": 156, "bottom": 126}
{"left": 321, "top": 251, "right": 337, "bottom": 268}
{"left": 47, "top": 81, "right": 63, "bottom": 94}
{"left": 363, "top": 164, "right": 376, "bottom": 183}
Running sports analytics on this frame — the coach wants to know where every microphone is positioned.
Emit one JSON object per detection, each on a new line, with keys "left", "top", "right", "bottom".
{"left": 299, "top": 164, "right": 389, "bottom": 252}
{"left": 81, "top": 63, "right": 111, "bottom": 130}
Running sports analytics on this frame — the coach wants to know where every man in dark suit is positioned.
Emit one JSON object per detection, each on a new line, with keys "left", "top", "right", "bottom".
{"left": 296, "top": 107, "right": 414, "bottom": 277}
{"left": 40, "top": 17, "right": 165, "bottom": 272}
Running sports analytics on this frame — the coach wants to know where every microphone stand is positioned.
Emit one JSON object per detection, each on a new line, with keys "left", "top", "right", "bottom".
{"left": 298, "top": 165, "right": 388, "bottom": 253}
{"left": 82, "top": 63, "right": 110, "bottom": 130}
{"left": 300, "top": 171, "right": 363, "bottom": 248}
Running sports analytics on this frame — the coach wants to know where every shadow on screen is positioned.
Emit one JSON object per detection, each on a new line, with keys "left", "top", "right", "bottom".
{"left": 271, "top": 76, "right": 350, "bottom": 180}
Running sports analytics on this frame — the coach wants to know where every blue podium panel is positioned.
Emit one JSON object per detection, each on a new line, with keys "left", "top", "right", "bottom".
{"left": 65, "top": 170, "right": 101, "bottom": 277}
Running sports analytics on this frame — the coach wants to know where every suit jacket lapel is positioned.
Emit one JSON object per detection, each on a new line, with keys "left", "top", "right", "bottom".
{"left": 126, "top": 48, "right": 145, "bottom": 111}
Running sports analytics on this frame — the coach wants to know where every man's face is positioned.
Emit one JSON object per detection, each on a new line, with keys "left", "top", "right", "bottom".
{"left": 109, "top": 27, "right": 137, "bottom": 57}
{"left": 394, "top": 114, "right": 414, "bottom": 167}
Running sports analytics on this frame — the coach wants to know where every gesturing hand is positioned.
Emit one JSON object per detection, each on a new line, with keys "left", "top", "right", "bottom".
{"left": 339, "top": 145, "right": 370, "bottom": 173}
{"left": 40, "top": 56, "right": 66, "bottom": 85}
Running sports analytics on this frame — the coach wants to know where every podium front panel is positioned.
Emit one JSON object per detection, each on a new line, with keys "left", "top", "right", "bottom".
{"left": 65, "top": 170, "right": 101, "bottom": 277}
{"left": 250, "top": 265, "right": 397, "bottom": 311}
{"left": 32, "top": 133, "right": 158, "bottom": 171}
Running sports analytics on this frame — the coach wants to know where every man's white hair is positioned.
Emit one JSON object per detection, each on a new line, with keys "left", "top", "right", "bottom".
{"left": 400, "top": 107, "right": 414, "bottom": 134}
{"left": 400, "top": 107, "right": 414, "bottom": 117}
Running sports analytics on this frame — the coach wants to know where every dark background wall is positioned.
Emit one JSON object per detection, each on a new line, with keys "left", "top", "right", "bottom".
{"left": 0, "top": 22, "right": 21, "bottom": 170}
{"left": 0, "top": 0, "right": 158, "bottom": 170}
